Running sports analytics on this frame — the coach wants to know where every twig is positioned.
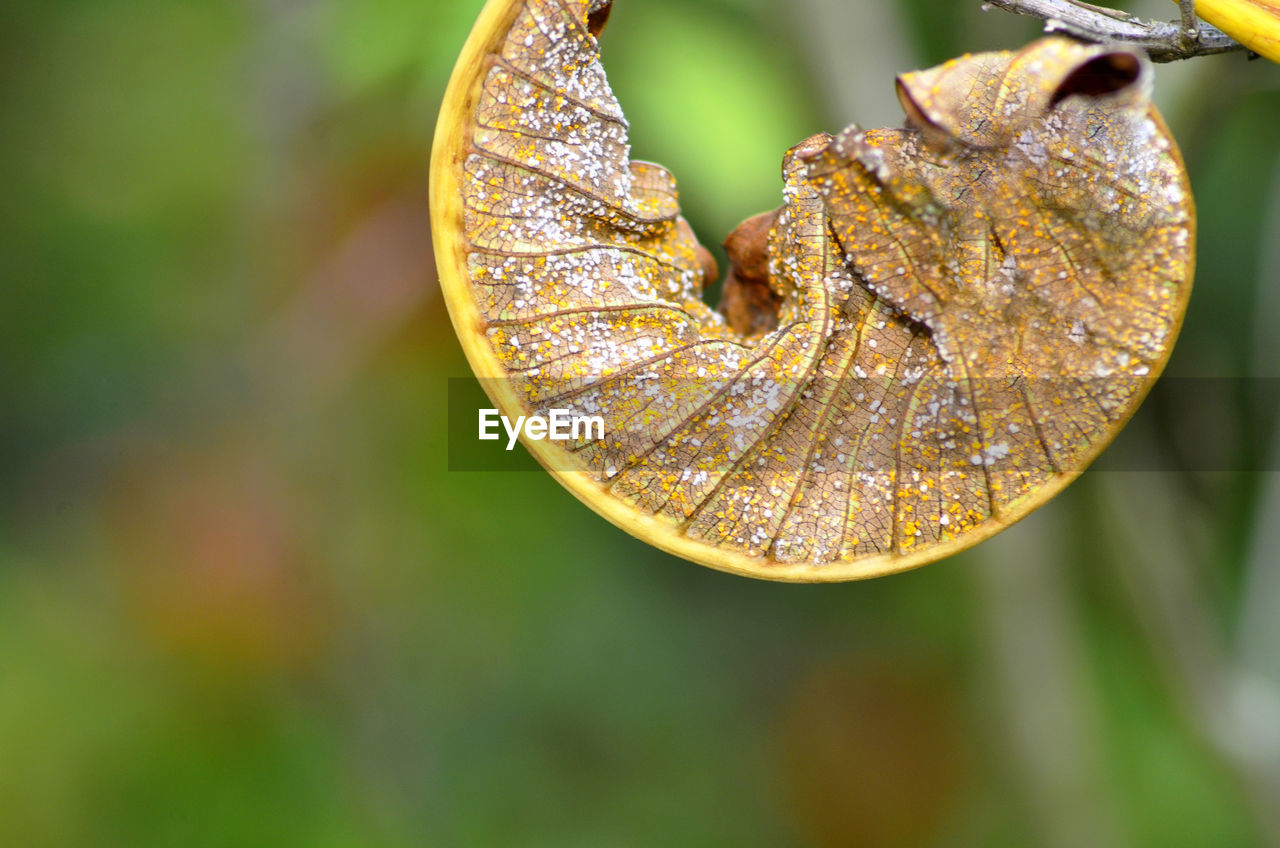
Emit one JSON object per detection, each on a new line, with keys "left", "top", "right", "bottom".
{"left": 983, "top": 0, "right": 1244, "bottom": 61}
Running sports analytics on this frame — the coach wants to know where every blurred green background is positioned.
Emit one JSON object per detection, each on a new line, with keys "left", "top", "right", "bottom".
{"left": 3, "top": 0, "right": 1280, "bottom": 845}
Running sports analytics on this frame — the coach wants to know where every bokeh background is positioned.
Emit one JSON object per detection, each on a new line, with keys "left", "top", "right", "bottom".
{"left": 3, "top": 0, "right": 1280, "bottom": 845}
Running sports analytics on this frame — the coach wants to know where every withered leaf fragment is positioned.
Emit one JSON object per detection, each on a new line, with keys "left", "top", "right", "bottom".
{"left": 431, "top": 0, "right": 1194, "bottom": 581}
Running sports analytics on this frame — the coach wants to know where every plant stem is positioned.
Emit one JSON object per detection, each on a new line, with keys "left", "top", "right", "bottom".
{"left": 982, "top": 0, "right": 1244, "bottom": 60}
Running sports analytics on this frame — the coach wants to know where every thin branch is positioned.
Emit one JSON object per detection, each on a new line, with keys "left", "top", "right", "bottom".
{"left": 983, "top": 0, "right": 1245, "bottom": 61}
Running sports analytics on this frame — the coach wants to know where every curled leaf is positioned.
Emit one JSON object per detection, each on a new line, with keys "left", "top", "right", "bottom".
{"left": 431, "top": 0, "right": 1194, "bottom": 581}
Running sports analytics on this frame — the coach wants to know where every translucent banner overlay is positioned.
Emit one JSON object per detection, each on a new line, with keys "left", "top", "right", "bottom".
{"left": 447, "top": 376, "right": 1280, "bottom": 473}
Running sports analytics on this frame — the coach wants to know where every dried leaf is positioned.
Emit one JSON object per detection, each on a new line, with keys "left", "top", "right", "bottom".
{"left": 430, "top": 0, "right": 1194, "bottom": 581}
